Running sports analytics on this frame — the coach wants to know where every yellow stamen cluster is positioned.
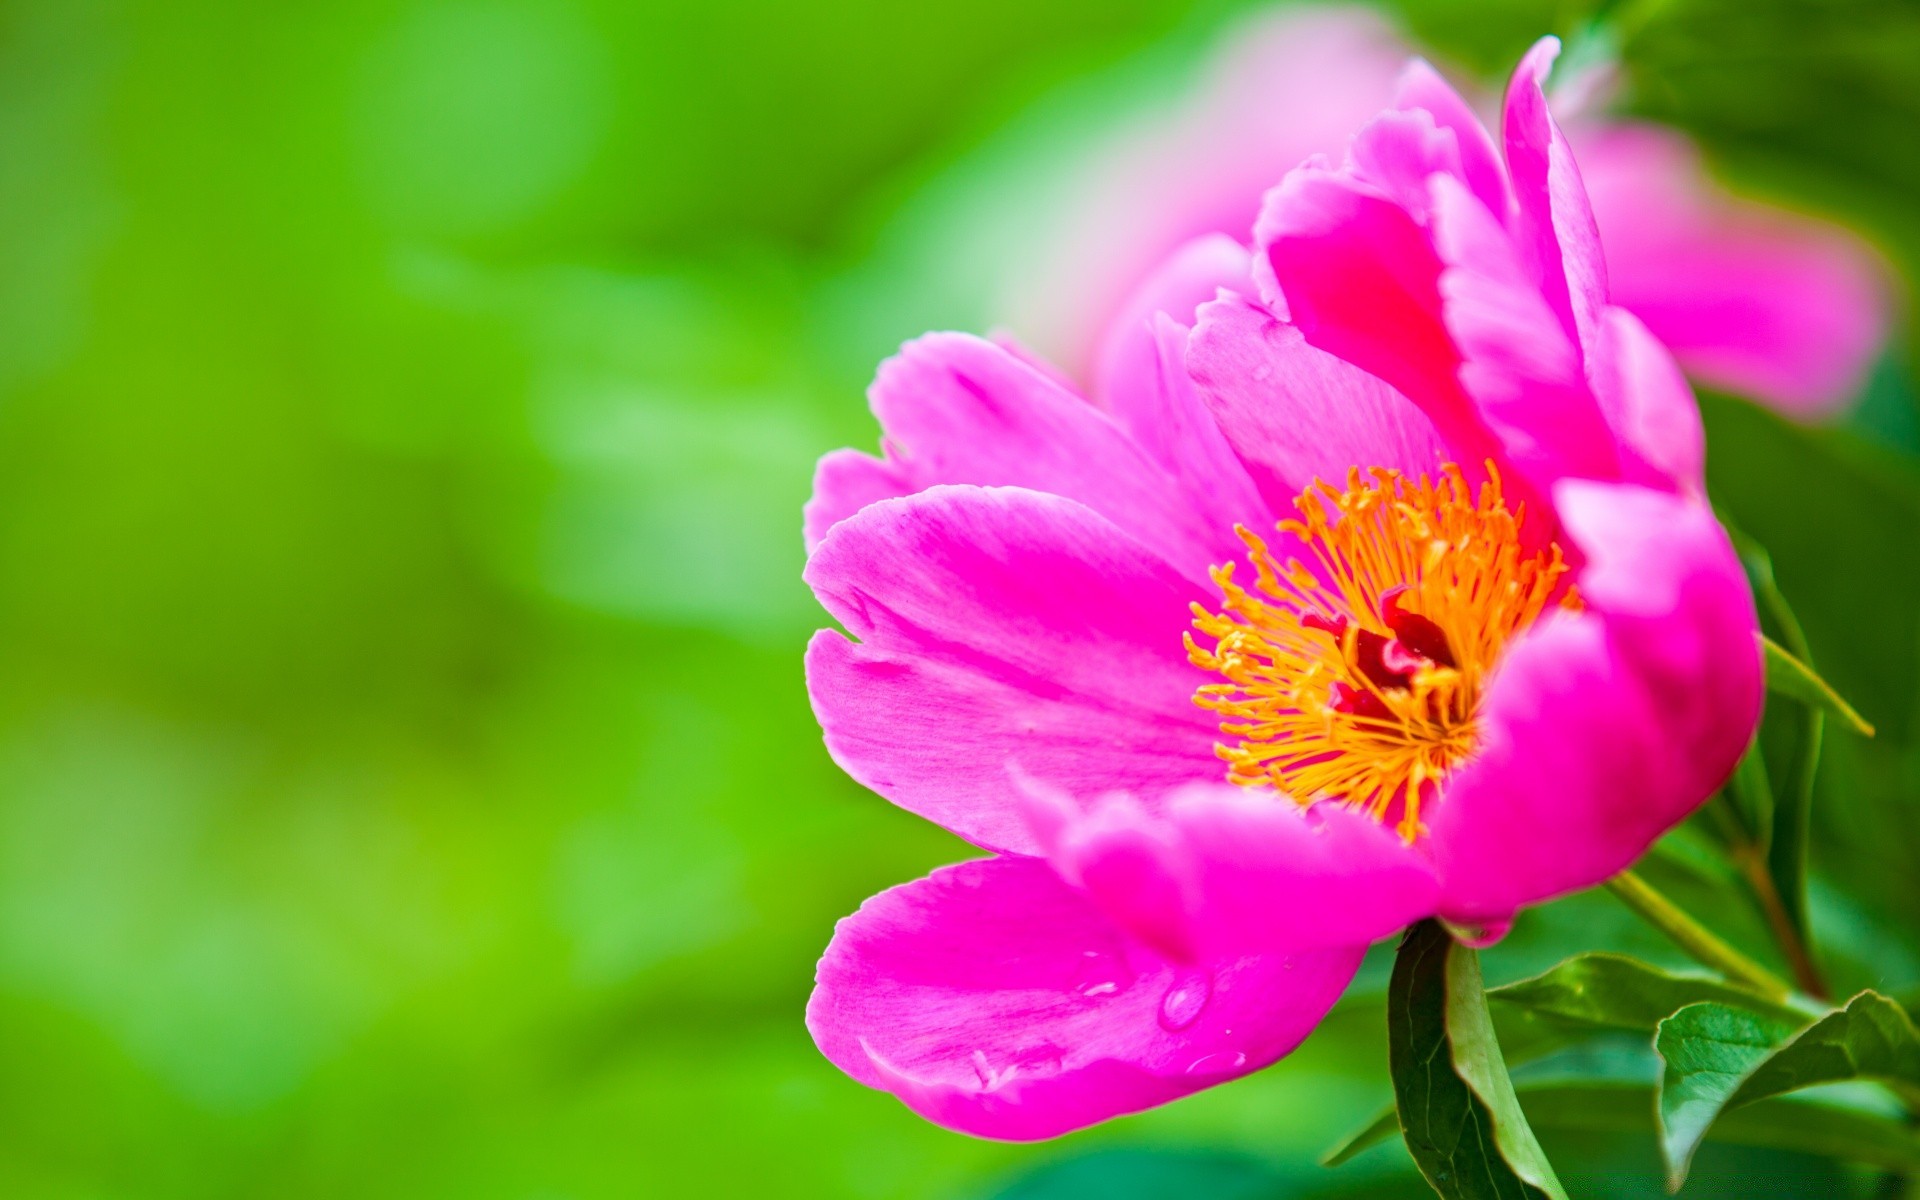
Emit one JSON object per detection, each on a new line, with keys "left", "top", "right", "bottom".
{"left": 1185, "top": 463, "right": 1572, "bottom": 839}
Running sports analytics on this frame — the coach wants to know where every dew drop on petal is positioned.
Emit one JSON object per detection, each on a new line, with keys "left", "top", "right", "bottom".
{"left": 1071, "top": 947, "right": 1131, "bottom": 999}
{"left": 1184, "top": 1050, "right": 1247, "bottom": 1075}
{"left": 1157, "top": 969, "right": 1213, "bottom": 1032}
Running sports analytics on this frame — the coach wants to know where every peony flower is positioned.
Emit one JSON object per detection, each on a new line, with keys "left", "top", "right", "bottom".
{"left": 992, "top": 6, "right": 1886, "bottom": 419}
{"left": 804, "top": 39, "right": 1763, "bottom": 1139}
{"left": 1574, "top": 122, "right": 1890, "bottom": 418}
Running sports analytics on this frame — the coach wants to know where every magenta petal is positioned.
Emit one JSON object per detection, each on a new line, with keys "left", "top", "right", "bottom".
{"left": 1165, "top": 787, "right": 1438, "bottom": 954}
{"left": 822, "top": 332, "right": 1250, "bottom": 583}
{"left": 1030, "top": 789, "right": 1204, "bottom": 964}
{"left": 1577, "top": 122, "right": 1889, "bottom": 418}
{"left": 1186, "top": 294, "right": 1447, "bottom": 510}
{"left": 1552, "top": 481, "right": 1763, "bottom": 768}
{"left": 1394, "top": 58, "right": 1510, "bottom": 219}
{"left": 808, "top": 856, "right": 1363, "bottom": 1140}
{"left": 1427, "top": 610, "right": 1664, "bottom": 922}
{"left": 1094, "top": 232, "right": 1254, "bottom": 420}
{"left": 1113, "top": 311, "right": 1275, "bottom": 538}
{"left": 1502, "top": 37, "right": 1608, "bottom": 373}
{"left": 1593, "top": 305, "right": 1705, "bottom": 492}
{"left": 1032, "top": 783, "right": 1439, "bottom": 961}
{"left": 1255, "top": 168, "right": 1468, "bottom": 426}
{"left": 1346, "top": 107, "right": 1464, "bottom": 219}
{"left": 1428, "top": 484, "right": 1761, "bottom": 920}
{"left": 1428, "top": 173, "right": 1622, "bottom": 488}
{"left": 805, "top": 449, "right": 913, "bottom": 550}
{"left": 806, "top": 486, "right": 1219, "bottom": 853}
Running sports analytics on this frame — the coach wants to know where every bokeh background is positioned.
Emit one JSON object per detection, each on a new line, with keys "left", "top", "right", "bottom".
{"left": 1, "top": 0, "right": 1916, "bottom": 1195}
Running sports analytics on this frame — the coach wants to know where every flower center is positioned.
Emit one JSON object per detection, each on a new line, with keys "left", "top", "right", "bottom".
{"left": 1185, "top": 463, "right": 1572, "bottom": 839}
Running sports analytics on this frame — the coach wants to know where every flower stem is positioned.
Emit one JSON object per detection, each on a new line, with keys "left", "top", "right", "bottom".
{"left": 1733, "top": 843, "right": 1831, "bottom": 1000}
{"left": 1605, "top": 870, "right": 1794, "bottom": 1001}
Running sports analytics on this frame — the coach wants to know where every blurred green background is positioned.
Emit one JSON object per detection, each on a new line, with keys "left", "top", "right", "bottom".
{"left": 0, "top": 0, "right": 1915, "bottom": 1195}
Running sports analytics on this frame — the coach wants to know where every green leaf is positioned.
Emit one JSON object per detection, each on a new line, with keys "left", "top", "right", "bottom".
{"left": 1656, "top": 991, "right": 1920, "bottom": 1188}
{"left": 1388, "top": 920, "right": 1568, "bottom": 1199}
{"left": 1655, "top": 1003, "right": 1802, "bottom": 1188}
{"left": 1766, "top": 705, "right": 1823, "bottom": 961}
{"left": 1489, "top": 953, "right": 1805, "bottom": 1035}
{"left": 1763, "top": 634, "right": 1875, "bottom": 737}
{"left": 1325, "top": 1080, "right": 1920, "bottom": 1174}
{"left": 1723, "top": 524, "right": 1828, "bottom": 988}
{"left": 1520, "top": 1083, "right": 1920, "bottom": 1173}
{"left": 1322, "top": 1108, "right": 1400, "bottom": 1169}
{"left": 1723, "top": 740, "right": 1775, "bottom": 853}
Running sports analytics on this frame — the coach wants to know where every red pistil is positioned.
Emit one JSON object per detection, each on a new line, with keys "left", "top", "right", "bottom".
{"left": 1301, "top": 611, "right": 1346, "bottom": 637}
{"left": 1352, "top": 628, "right": 1412, "bottom": 691}
{"left": 1306, "top": 589, "right": 1458, "bottom": 712}
{"left": 1326, "top": 680, "right": 1393, "bottom": 720}
{"left": 1380, "top": 586, "right": 1456, "bottom": 668}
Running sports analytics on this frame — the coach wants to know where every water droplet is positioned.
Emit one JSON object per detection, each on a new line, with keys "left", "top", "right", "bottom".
{"left": 1157, "top": 969, "right": 1213, "bottom": 1031}
{"left": 1252, "top": 362, "right": 1273, "bottom": 382}
{"left": 1070, "top": 947, "right": 1132, "bottom": 999}
{"left": 1184, "top": 1050, "right": 1248, "bottom": 1075}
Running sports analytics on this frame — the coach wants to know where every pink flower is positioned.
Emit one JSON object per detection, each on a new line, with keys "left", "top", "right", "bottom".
{"left": 998, "top": 7, "right": 1887, "bottom": 419}
{"left": 804, "top": 40, "right": 1763, "bottom": 1140}
{"left": 1575, "top": 122, "right": 1889, "bottom": 418}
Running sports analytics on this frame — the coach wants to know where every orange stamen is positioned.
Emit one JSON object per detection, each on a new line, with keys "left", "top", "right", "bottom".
{"left": 1185, "top": 462, "right": 1574, "bottom": 840}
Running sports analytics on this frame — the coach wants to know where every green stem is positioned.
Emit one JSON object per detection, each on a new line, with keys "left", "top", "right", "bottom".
{"left": 1738, "top": 839, "right": 1831, "bottom": 1000}
{"left": 1606, "top": 870, "right": 1794, "bottom": 1001}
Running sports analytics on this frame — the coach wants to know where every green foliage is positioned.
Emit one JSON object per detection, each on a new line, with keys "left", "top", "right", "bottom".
{"left": 1763, "top": 637, "right": 1875, "bottom": 738}
{"left": 989, "top": 1148, "right": 1285, "bottom": 1199}
{"left": 1388, "top": 921, "right": 1568, "bottom": 1200}
{"left": 1656, "top": 991, "right": 1920, "bottom": 1187}
{"left": 1329, "top": 1082, "right": 1920, "bottom": 1175}
{"left": 1722, "top": 738, "right": 1776, "bottom": 853}
{"left": 1489, "top": 953, "right": 1805, "bottom": 1035}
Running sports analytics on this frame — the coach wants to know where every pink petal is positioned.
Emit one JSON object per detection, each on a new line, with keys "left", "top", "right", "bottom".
{"left": 1185, "top": 293, "right": 1448, "bottom": 511}
{"left": 1093, "top": 232, "right": 1253, "bottom": 420}
{"left": 1021, "top": 787, "right": 1204, "bottom": 963}
{"left": 1346, "top": 107, "right": 1463, "bottom": 219}
{"left": 1428, "top": 172, "right": 1622, "bottom": 488}
{"left": 1254, "top": 167, "right": 1475, "bottom": 438}
{"left": 1105, "top": 309, "right": 1275, "bottom": 540}
{"left": 1030, "top": 783, "right": 1440, "bottom": 961}
{"left": 808, "top": 856, "right": 1363, "bottom": 1140}
{"left": 806, "top": 332, "right": 1250, "bottom": 582}
{"left": 1427, "top": 484, "right": 1760, "bottom": 921}
{"left": 1502, "top": 37, "right": 1608, "bottom": 377}
{"left": 1593, "top": 304, "right": 1705, "bottom": 493}
{"left": 1394, "top": 58, "right": 1510, "bottom": 219}
{"left": 805, "top": 449, "right": 912, "bottom": 550}
{"left": 1576, "top": 122, "right": 1890, "bottom": 418}
{"left": 806, "top": 486, "right": 1220, "bottom": 854}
